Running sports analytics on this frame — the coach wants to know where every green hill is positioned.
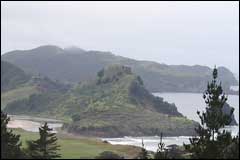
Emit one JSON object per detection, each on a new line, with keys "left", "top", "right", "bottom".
{"left": 3, "top": 63, "right": 236, "bottom": 137}
{"left": 4, "top": 65, "right": 198, "bottom": 137}
{"left": 2, "top": 45, "right": 238, "bottom": 93}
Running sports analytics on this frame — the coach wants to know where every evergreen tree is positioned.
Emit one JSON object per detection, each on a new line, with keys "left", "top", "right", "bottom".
{"left": 154, "top": 133, "right": 169, "bottom": 159}
{"left": 137, "top": 139, "right": 150, "bottom": 159}
{"left": 27, "top": 122, "right": 61, "bottom": 159}
{"left": 1, "top": 111, "right": 23, "bottom": 159}
{"left": 222, "top": 135, "right": 239, "bottom": 159}
{"left": 184, "top": 66, "right": 236, "bottom": 159}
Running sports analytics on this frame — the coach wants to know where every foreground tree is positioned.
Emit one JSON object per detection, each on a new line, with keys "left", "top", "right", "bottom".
{"left": 136, "top": 139, "right": 150, "bottom": 159}
{"left": 184, "top": 66, "right": 238, "bottom": 159}
{"left": 222, "top": 135, "right": 239, "bottom": 159}
{"left": 154, "top": 132, "right": 169, "bottom": 159}
{"left": 1, "top": 111, "right": 23, "bottom": 159}
{"left": 27, "top": 122, "right": 61, "bottom": 159}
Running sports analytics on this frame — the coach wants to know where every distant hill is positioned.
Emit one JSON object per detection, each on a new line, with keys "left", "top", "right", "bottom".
{"left": 2, "top": 45, "right": 238, "bottom": 93}
{"left": 4, "top": 65, "right": 199, "bottom": 137}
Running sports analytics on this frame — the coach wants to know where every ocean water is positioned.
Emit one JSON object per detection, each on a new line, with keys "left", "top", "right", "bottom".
{"left": 153, "top": 92, "right": 239, "bottom": 124}
{"left": 102, "top": 136, "right": 192, "bottom": 152}
{"left": 102, "top": 126, "right": 239, "bottom": 152}
{"left": 102, "top": 92, "right": 239, "bottom": 152}
{"left": 230, "top": 85, "right": 239, "bottom": 91}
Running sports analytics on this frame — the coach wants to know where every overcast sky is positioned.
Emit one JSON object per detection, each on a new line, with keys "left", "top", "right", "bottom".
{"left": 1, "top": 1, "right": 239, "bottom": 74}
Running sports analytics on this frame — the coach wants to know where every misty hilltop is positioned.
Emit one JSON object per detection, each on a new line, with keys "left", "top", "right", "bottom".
{"left": 1, "top": 45, "right": 238, "bottom": 93}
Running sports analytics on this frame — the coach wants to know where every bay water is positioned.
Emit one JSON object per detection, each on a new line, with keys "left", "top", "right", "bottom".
{"left": 103, "top": 92, "right": 239, "bottom": 152}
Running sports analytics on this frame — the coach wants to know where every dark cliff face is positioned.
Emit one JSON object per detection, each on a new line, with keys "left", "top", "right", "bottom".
{"left": 222, "top": 103, "right": 238, "bottom": 126}
{"left": 2, "top": 45, "right": 238, "bottom": 93}
{"left": 128, "top": 78, "right": 182, "bottom": 117}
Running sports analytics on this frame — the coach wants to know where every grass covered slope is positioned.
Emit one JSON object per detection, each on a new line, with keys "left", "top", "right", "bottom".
{"left": 4, "top": 65, "right": 198, "bottom": 137}
{"left": 1, "top": 86, "right": 39, "bottom": 109}
{"left": 64, "top": 65, "right": 197, "bottom": 137}
{"left": 12, "top": 128, "right": 141, "bottom": 159}
{"left": 1, "top": 61, "right": 30, "bottom": 92}
{"left": 1, "top": 61, "right": 70, "bottom": 111}
{"left": 1, "top": 61, "right": 39, "bottom": 109}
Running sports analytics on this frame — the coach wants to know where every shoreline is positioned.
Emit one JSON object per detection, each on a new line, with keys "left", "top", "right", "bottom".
{"left": 152, "top": 91, "right": 239, "bottom": 96}
{"left": 8, "top": 114, "right": 63, "bottom": 123}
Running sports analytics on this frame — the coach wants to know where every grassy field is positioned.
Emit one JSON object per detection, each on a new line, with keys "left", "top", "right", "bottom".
{"left": 12, "top": 128, "right": 141, "bottom": 159}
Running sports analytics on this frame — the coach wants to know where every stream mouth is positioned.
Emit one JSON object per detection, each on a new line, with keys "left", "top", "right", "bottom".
{"left": 7, "top": 115, "right": 63, "bottom": 133}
